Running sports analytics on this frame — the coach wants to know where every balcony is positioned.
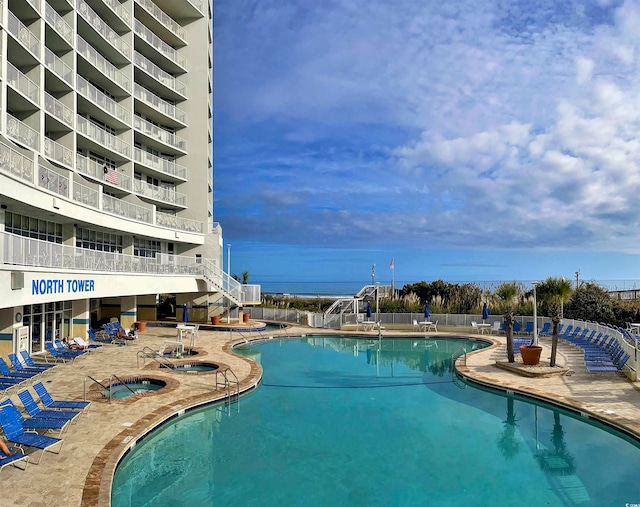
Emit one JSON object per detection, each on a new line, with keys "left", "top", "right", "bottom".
{"left": 44, "top": 47, "right": 74, "bottom": 87}
{"left": 6, "top": 62, "right": 40, "bottom": 106}
{"left": 156, "top": 212, "right": 203, "bottom": 233}
{"left": 6, "top": 114, "right": 39, "bottom": 151}
{"left": 99, "top": 0, "right": 131, "bottom": 29}
{"left": 44, "top": 3, "right": 73, "bottom": 46}
{"left": 76, "top": 36, "right": 130, "bottom": 93}
{"left": 103, "top": 194, "right": 152, "bottom": 223}
{"left": 7, "top": 11, "right": 41, "bottom": 60}
{"left": 44, "top": 138, "right": 73, "bottom": 168}
{"left": 72, "top": 180, "right": 99, "bottom": 208}
{"left": 134, "top": 19, "right": 186, "bottom": 71}
{"left": 134, "top": 179, "right": 187, "bottom": 207}
{"left": 133, "top": 51, "right": 186, "bottom": 99}
{"left": 77, "top": 0, "right": 131, "bottom": 62}
{"left": 133, "top": 116, "right": 186, "bottom": 153}
{"left": 133, "top": 147, "right": 186, "bottom": 180}
{"left": 77, "top": 76, "right": 131, "bottom": 126}
{"left": 44, "top": 92, "right": 74, "bottom": 128}
{"left": 0, "top": 141, "right": 35, "bottom": 184}
{"left": 76, "top": 153, "right": 132, "bottom": 191}
{"left": 76, "top": 116, "right": 131, "bottom": 158}
{"left": 133, "top": 84, "right": 186, "bottom": 126}
{"left": 38, "top": 165, "right": 69, "bottom": 197}
{"left": 135, "top": 0, "right": 187, "bottom": 44}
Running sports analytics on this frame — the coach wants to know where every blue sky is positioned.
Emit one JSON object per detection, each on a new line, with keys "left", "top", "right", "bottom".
{"left": 213, "top": 0, "right": 640, "bottom": 292}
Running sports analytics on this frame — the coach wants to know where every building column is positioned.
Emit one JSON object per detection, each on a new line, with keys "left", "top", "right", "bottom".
{"left": 121, "top": 295, "right": 137, "bottom": 330}
{"left": 72, "top": 299, "right": 90, "bottom": 340}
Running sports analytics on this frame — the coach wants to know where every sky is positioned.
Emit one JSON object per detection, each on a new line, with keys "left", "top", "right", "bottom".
{"left": 213, "top": 0, "right": 640, "bottom": 293}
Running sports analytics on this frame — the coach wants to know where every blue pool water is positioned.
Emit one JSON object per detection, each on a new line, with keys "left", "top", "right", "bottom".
{"left": 112, "top": 336, "right": 640, "bottom": 506}
{"left": 107, "top": 382, "right": 164, "bottom": 399}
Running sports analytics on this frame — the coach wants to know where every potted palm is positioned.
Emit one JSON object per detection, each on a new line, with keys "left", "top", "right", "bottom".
{"left": 495, "top": 282, "right": 520, "bottom": 363}
{"left": 535, "top": 276, "right": 573, "bottom": 367}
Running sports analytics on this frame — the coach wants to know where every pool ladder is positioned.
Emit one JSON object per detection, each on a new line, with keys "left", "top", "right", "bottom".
{"left": 83, "top": 374, "right": 137, "bottom": 404}
{"left": 215, "top": 368, "right": 240, "bottom": 409}
{"left": 136, "top": 347, "right": 176, "bottom": 369}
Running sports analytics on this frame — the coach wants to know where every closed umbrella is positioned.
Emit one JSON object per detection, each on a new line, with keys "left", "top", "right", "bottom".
{"left": 424, "top": 302, "right": 430, "bottom": 320}
{"left": 482, "top": 302, "right": 489, "bottom": 323}
{"left": 182, "top": 304, "right": 188, "bottom": 323}
{"left": 366, "top": 302, "right": 372, "bottom": 319}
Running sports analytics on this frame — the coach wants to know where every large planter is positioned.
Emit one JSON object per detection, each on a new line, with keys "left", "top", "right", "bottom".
{"left": 211, "top": 315, "right": 221, "bottom": 325}
{"left": 135, "top": 321, "right": 147, "bottom": 333}
{"left": 243, "top": 313, "right": 250, "bottom": 323}
{"left": 520, "top": 345, "right": 542, "bottom": 365}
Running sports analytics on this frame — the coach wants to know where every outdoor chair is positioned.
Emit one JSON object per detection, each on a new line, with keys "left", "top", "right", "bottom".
{"left": 522, "top": 321, "right": 534, "bottom": 335}
{"left": 20, "top": 351, "right": 57, "bottom": 371}
{"left": 491, "top": 321, "right": 501, "bottom": 334}
{"left": 17, "top": 390, "right": 81, "bottom": 423}
{"left": 8, "top": 353, "right": 51, "bottom": 376}
{"left": 0, "top": 358, "right": 38, "bottom": 380}
{"left": 471, "top": 321, "right": 479, "bottom": 333}
{"left": 538, "top": 322, "right": 551, "bottom": 336}
{"left": 33, "top": 382, "right": 90, "bottom": 413}
{"left": 1, "top": 400, "right": 71, "bottom": 435}
{"left": 0, "top": 445, "right": 28, "bottom": 473}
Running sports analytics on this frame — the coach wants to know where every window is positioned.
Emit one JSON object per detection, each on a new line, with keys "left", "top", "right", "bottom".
{"left": 76, "top": 227, "right": 123, "bottom": 253}
{"left": 134, "top": 238, "right": 160, "bottom": 258}
{"left": 5, "top": 213, "right": 62, "bottom": 244}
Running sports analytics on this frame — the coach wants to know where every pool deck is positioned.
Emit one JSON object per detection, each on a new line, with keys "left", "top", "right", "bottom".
{"left": 2, "top": 325, "right": 640, "bottom": 506}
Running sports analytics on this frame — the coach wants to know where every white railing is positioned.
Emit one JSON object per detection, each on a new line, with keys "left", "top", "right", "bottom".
{"left": 44, "top": 92, "right": 74, "bottom": 127}
{"left": 156, "top": 212, "right": 203, "bottom": 233}
{"left": 134, "top": 0, "right": 187, "bottom": 41}
{"left": 76, "top": 116, "right": 131, "bottom": 157}
{"left": 202, "top": 258, "right": 243, "bottom": 305}
{"left": 133, "top": 116, "right": 186, "bottom": 152}
{"left": 76, "top": 153, "right": 132, "bottom": 191}
{"left": 1, "top": 231, "right": 209, "bottom": 275}
{"left": 133, "top": 179, "right": 186, "bottom": 207}
{"left": 76, "top": 0, "right": 131, "bottom": 59}
{"left": 7, "top": 11, "right": 41, "bottom": 58}
{"left": 44, "top": 3, "right": 73, "bottom": 46}
{"left": 6, "top": 114, "right": 40, "bottom": 151}
{"left": 6, "top": 62, "right": 40, "bottom": 105}
{"left": 134, "top": 20, "right": 186, "bottom": 69}
{"left": 44, "top": 138, "right": 73, "bottom": 168}
{"left": 72, "top": 180, "right": 99, "bottom": 208}
{"left": 101, "top": 0, "right": 130, "bottom": 27}
{"left": 0, "top": 142, "right": 35, "bottom": 183}
{"left": 76, "top": 36, "right": 130, "bottom": 92}
{"left": 133, "top": 147, "right": 187, "bottom": 179}
{"left": 38, "top": 165, "right": 69, "bottom": 197}
{"left": 134, "top": 84, "right": 186, "bottom": 124}
{"left": 77, "top": 76, "right": 130, "bottom": 125}
{"left": 133, "top": 51, "right": 186, "bottom": 96}
{"left": 44, "top": 47, "right": 74, "bottom": 86}
{"left": 26, "top": 0, "right": 41, "bottom": 14}
{"left": 102, "top": 194, "right": 152, "bottom": 223}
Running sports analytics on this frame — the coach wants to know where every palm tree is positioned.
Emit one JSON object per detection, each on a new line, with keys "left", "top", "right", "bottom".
{"left": 535, "top": 276, "right": 573, "bottom": 367}
{"left": 495, "top": 282, "right": 520, "bottom": 363}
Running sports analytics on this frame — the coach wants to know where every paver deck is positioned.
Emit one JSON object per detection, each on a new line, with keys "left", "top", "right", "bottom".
{"left": 1, "top": 326, "right": 638, "bottom": 506}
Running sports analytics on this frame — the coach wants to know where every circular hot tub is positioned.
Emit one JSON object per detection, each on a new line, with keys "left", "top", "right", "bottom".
{"left": 105, "top": 378, "right": 167, "bottom": 399}
{"left": 160, "top": 362, "right": 219, "bottom": 374}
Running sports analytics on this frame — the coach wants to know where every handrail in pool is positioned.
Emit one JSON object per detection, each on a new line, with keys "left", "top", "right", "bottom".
{"left": 109, "top": 374, "right": 137, "bottom": 404}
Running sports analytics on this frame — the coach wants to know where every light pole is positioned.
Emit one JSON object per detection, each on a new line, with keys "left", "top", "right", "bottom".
{"left": 375, "top": 282, "right": 380, "bottom": 323}
{"left": 226, "top": 243, "right": 231, "bottom": 323}
{"left": 532, "top": 281, "right": 538, "bottom": 346}
{"left": 371, "top": 264, "right": 375, "bottom": 285}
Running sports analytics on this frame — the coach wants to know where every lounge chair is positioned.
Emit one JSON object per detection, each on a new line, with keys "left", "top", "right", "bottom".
{"left": 0, "top": 358, "right": 38, "bottom": 380}
{"left": 8, "top": 353, "right": 51, "bottom": 376}
{"left": 0, "top": 405, "right": 64, "bottom": 464}
{"left": 19, "top": 351, "right": 57, "bottom": 371}
{"left": 54, "top": 340, "right": 87, "bottom": 357}
{"left": 0, "top": 446, "right": 29, "bottom": 473}
{"left": 45, "top": 342, "right": 78, "bottom": 363}
{"left": 1, "top": 400, "right": 71, "bottom": 435}
{"left": 88, "top": 328, "right": 111, "bottom": 344}
{"left": 522, "top": 321, "right": 534, "bottom": 335}
{"left": 33, "top": 382, "right": 90, "bottom": 413}
{"left": 17, "top": 390, "right": 81, "bottom": 423}
{"left": 538, "top": 322, "right": 551, "bottom": 336}
{"left": 512, "top": 321, "right": 522, "bottom": 334}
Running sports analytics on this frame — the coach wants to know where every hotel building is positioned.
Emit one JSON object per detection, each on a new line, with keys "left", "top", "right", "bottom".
{"left": 0, "top": 0, "right": 258, "bottom": 357}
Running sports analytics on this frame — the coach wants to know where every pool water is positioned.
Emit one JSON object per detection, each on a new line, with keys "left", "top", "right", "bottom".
{"left": 162, "top": 363, "right": 219, "bottom": 373}
{"left": 112, "top": 336, "right": 640, "bottom": 506}
{"left": 107, "top": 382, "right": 164, "bottom": 399}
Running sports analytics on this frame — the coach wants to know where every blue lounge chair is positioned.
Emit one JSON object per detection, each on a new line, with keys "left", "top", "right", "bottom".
{"left": 17, "top": 390, "right": 80, "bottom": 423}
{"left": 0, "top": 358, "right": 38, "bottom": 380}
{"left": 8, "top": 353, "right": 51, "bottom": 376}
{"left": 33, "top": 382, "right": 90, "bottom": 412}
{"left": 0, "top": 446, "right": 29, "bottom": 473}
{"left": 513, "top": 321, "right": 522, "bottom": 334}
{"left": 538, "top": 322, "right": 551, "bottom": 336}
{"left": 19, "top": 351, "right": 57, "bottom": 371}
{"left": 88, "top": 328, "right": 112, "bottom": 344}
{"left": 1, "top": 400, "right": 71, "bottom": 435}
{"left": 45, "top": 342, "right": 78, "bottom": 363}
{"left": 53, "top": 340, "right": 87, "bottom": 357}
{"left": 522, "top": 322, "right": 534, "bottom": 335}
{"left": 0, "top": 405, "right": 64, "bottom": 464}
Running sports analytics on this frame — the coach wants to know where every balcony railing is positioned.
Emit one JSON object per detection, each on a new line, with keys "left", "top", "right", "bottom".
{"left": 6, "top": 114, "right": 39, "bottom": 151}
{"left": 133, "top": 179, "right": 186, "bottom": 207}
{"left": 44, "top": 3, "right": 73, "bottom": 46}
{"left": 77, "top": 116, "right": 131, "bottom": 158}
{"left": 133, "top": 147, "right": 186, "bottom": 179}
{"left": 77, "top": 0, "right": 131, "bottom": 59}
{"left": 101, "top": 0, "right": 131, "bottom": 27}
{"left": 44, "top": 92, "right": 74, "bottom": 127}
{"left": 156, "top": 212, "right": 203, "bottom": 233}
{"left": 38, "top": 165, "right": 69, "bottom": 197}
{"left": 102, "top": 194, "right": 152, "bottom": 223}
{"left": 76, "top": 153, "right": 131, "bottom": 191}
{"left": 72, "top": 180, "right": 99, "bottom": 208}
{"left": 134, "top": 84, "right": 186, "bottom": 124}
{"left": 134, "top": 20, "right": 186, "bottom": 69}
{"left": 133, "top": 116, "right": 186, "bottom": 152}
{"left": 44, "top": 47, "right": 74, "bottom": 86}
{"left": 7, "top": 11, "right": 41, "bottom": 59}
{"left": 77, "top": 36, "right": 130, "bottom": 92}
{"left": 135, "top": 0, "right": 187, "bottom": 42}
{"left": 44, "top": 138, "right": 73, "bottom": 168}
{"left": 77, "top": 76, "right": 130, "bottom": 125}
{"left": 0, "top": 142, "right": 34, "bottom": 183}
{"left": 6, "top": 62, "right": 40, "bottom": 105}
{"left": 133, "top": 51, "right": 186, "bottom": 96}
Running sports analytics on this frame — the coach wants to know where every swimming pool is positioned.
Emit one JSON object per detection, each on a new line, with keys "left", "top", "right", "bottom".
{"left": 111, "top": 336, "right": 640, "bottom": 506}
